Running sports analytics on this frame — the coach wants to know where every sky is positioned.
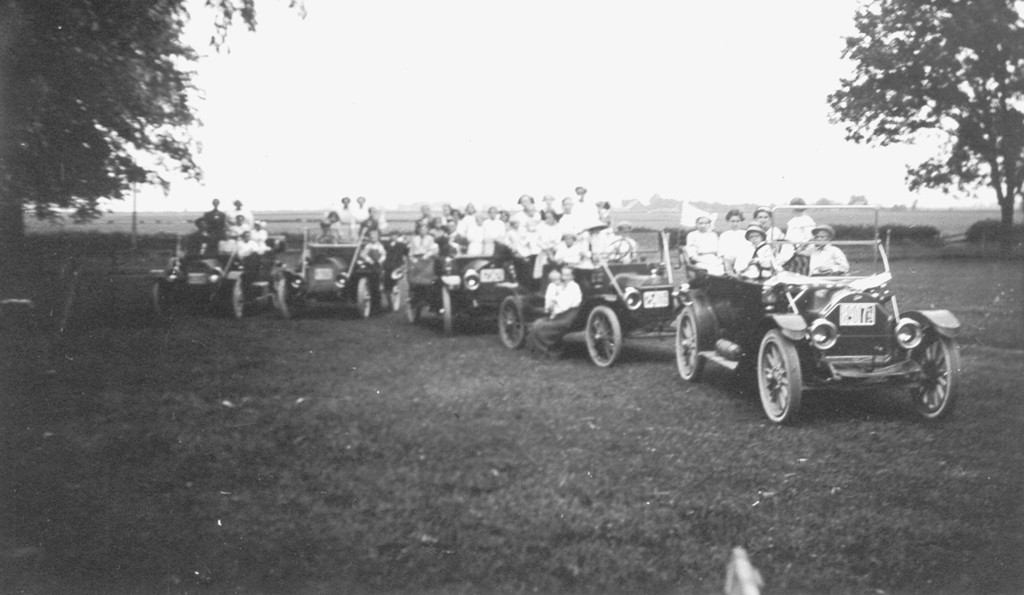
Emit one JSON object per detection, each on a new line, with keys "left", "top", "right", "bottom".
{"left": 128, "top": 0, "right": 994, "bottom": 213}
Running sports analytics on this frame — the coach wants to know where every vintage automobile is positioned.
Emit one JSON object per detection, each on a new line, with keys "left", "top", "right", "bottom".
{"left": 674, "top": 205, "right": 961, "bottom": 423}
{"left": 497, "top": 230, "right": 682, "bottom": 367}
{"left": 272, "top": 230, "right": 382, "bottom": 319}
{"left": 151, "top": 235, "right": 285, "bottom": 319}
{"left": 406, "top": 244, "right": 519, "bottom": 335}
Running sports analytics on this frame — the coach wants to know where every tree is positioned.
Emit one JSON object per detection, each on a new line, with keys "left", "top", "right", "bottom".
{"left": 829, "top": 0, "right": 1024, "bottom": 245}
{"left": 848, "top": 195, "right": 868, "bottom": 206}
{"left": 0, "top": 0, "right": 297, "bottom": 281}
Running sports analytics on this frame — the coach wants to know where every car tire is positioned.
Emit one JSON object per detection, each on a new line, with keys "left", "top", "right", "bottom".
{"left": 357, "top": 277, "right": 372, "bottom": 319}
{"left": 498, "top": 295, "right": 527, "bottom": 349}
{"left": 675, "top": 306, "right": 705, "bottom": 382}
{"left": 585, "top": 305, "right": 622, "bottom": 368}
{"left": 757, "top": 329, "right": 802, "bottom": 424}
{"left": 909, "top": 334, "right": 960, "bottom": 420}
{"left": 152, "top": 281, "right": 170, "bottom": 318}
{"left": 406, "top": 290, "right": 422, "bottom": 323}
{"left": 274, "top": 276, "right": 292, "bottom": 320}
{"left": 441, "top": 285, "right": 453, "bottom": 336}
{"left": 231, "top": 278, "right": 245, "bottom": 319}
{"left": 390, "top": 285, "right": 402, "bottom": 313}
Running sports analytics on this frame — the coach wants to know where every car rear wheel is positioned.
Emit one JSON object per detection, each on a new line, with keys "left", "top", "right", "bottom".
{"left": 910, "top": 334, "right": 959, "bottom": 420}
{"left": 274, "top": 277, "right": 292, "bottom": 319}
{"left": 675, "top": 307, "right": 705, "bottom": 381}
{"left": 230, "top": 278, "right": 245, "bottom": 319}
{"left": 357, "top": 277, "right": 372, "bottom": 318}
{"left": 441, "top": 285, "right": 453, "bottom": 336}
{"left": 498, "top": 296, "right": 527, "bottom": 349}
{"left": 586, "top": 305, "right": 622, "bottom": 368}
{"left": 757, "top": 329, "right": 802, "bottom": 423}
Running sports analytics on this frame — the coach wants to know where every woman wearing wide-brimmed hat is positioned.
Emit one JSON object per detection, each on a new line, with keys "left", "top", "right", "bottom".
{"left": 808, "top": 224, "right": 850, "bottom": 276}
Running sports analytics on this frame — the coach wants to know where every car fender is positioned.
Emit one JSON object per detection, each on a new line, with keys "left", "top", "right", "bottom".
{"left": 904, "top": 309, "right": 960, "bottom": 338}
{"left": 769, "top": 313, "right": 807, "bottom": 342}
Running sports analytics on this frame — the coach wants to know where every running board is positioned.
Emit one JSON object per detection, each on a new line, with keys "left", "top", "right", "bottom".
{"left": 700, "top": 350, "right": 739, "bottom": 371}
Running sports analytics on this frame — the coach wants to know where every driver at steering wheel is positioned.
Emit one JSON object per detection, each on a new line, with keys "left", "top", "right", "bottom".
{"left": 597, "top": 221, "right": 638, "bottom": 264}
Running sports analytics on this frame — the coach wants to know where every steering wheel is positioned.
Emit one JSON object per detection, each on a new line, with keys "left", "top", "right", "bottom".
{"left": 605, "top": 238, "right": 635, "bottom": 263}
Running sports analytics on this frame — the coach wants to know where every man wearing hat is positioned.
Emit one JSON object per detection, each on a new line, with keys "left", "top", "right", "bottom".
{"left": 808, "top": 224, "right": 849, "bottom": 276}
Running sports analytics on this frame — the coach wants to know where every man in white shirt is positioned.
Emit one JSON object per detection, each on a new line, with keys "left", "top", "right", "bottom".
{"left": 527, "top": 265, "right": 583, "bottom": 358}
{"left": 808, "top": 224, "right": 850, "bottom": 276}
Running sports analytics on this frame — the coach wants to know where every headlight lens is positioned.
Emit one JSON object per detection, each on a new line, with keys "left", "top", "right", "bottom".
{"left": 623, "top": 287, "right": 642, "bottom": 310}
{"left": 335, "top": 272, "right": 349, "bottom": 289}
{"left": 208, "top": 273, "right": 220, "bottom": 284}
{"left": 895, "top": 318, "right": 923, "bottom": 349}
{"left": 809, "top": 318, "right": 838, "bottom": 350}
{"left": 464, "top": 270, "right": 480, "bottom": 291}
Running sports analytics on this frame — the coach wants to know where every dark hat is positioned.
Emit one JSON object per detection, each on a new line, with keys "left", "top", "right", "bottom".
{"left": 616, "top": 221, "right": 633, "bottom": 232}
{"left": 745, "top": 224, "right": 767, "bottom": 241}
{"left": 575, "top": 186, "right": 587, "bottom": 194}
{"left": 753, "top": 206, "right": 772, "bottom": 218}
{"left": 811, "top": 224, "right": 835, "bottom": 240}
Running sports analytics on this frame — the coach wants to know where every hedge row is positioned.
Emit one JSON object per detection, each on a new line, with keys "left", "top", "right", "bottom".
{"left": 965, "top": 219, "right": 1024, "bottom": 244}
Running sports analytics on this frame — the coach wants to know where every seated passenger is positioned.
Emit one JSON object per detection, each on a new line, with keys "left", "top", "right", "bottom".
{"left": 734, "top": 225, "right": 774, "bottom": 280}
{"left": 808, "top": 224, "right": 849, "bottom": 276}
{"left": 184, "top": 217, "right": 219, "bottom": 259}
{"left": 684, "top": 216, "right": 724, "bottom": 275}
{"left": 551, "top": 231, "right": 591, "bottom": 268}
{"left": 526, "top": 265, "right": 583, "bottom": 358}
{"left": 314, "top": 220, "right": 341, "bottom": 244}
{"left": 718, "top": 209, "right": 748, "bottom": 276}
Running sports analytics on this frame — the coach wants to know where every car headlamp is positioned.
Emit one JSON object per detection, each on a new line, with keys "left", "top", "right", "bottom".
{"left": 335, "top": 272, "right": 349, "bottom": 289}
{"left": 809, "top": 318, "right": 839, "bottom": 350}
{"left": 895, "top": 318, "right": 923, "bottom": 349}
{"left": 208, "top": 273, "right": 220, "bottom": 284}
{"left": 290, "top": 278, "right": 303, "bottom": 289}
{"left": 464, "top": 270, "right": 480, "bottom": 291}
{"left": 623, "top": 287, "right": 643, "bottom": 310}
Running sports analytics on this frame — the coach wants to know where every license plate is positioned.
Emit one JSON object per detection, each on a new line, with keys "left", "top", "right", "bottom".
{"left": 314, "top": 268, "right": 334, "bottom": 281}
{"left": 643, "top": 290, "right": 670, "bottom": 309}
{"left": 839, "top": 303, "right": 875, "bottom": 326}
{"left": 187, "top": 273, "right": 208, "bottom": 285}
{"left": 479, "top": 268, "right": 505, "bottom": 283}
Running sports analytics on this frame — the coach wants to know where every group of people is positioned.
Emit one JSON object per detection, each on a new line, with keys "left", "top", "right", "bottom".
{"left": 404, "top": 187, "right": 640, "bottom": 282}
{"left": 682, "top": 198, "right": 849, "bottom": 279}
{"left": 314, "top": 196, "right": 390, "bottom": 244}
{"left": 188, "top": 198, "right": 273, "bottom": 260}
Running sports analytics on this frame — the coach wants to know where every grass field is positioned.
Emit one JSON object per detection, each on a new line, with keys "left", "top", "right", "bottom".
{"left": 1, "top": 256, "right": 1021, "bottom": 594}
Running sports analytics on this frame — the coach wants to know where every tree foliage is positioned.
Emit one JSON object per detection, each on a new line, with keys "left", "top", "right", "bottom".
{"left": 829, "top": 0, "right": 1024, "bottom": 233}
{"left": 0, "top": 0, "right": 299, "bottom": 271}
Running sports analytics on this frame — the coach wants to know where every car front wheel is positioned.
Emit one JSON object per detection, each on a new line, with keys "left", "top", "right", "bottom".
{"left": 585, "top": 305, "right": 622, "bottom": 368}
{"left": 273, "top": 276, "right": 292, "bottom": 319}
{"left": 910, "top": 334, "right": 960, "bottom": 420}
{"left": 498, "top": 295, "right": 526, "bottom": 349}
{"left": 152, "top": 281, "right": 170, "bottom": 318}
{"left": 230, "top": 278, "right": 245, "bottom": 319}
{"left": 357, "top": 277, "right": 372, "bottom": 318}
{"left": 441, "top": 285, "right": 453, "bottom": 336}
{"left": 675, "top": 307, "right": 705, "bottom": 382}
{"left": 757, "top": 329, "right": 802, "bottom": 423}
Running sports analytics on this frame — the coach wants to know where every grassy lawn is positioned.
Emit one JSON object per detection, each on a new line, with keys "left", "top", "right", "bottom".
{"left": 1, "top": 257, "right": 1021, "bottom": 594}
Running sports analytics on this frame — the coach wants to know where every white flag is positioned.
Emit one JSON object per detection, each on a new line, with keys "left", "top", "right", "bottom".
{"left": 679, "top": 200, "right": 718, "bottom": 228}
